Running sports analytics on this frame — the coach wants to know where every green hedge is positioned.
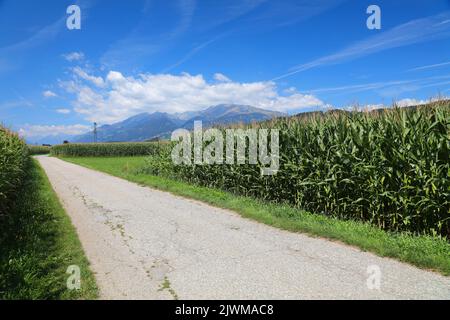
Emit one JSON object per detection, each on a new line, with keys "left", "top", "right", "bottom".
{"left": 143, "top": 103, "right": 450, "bottom": 237}
{"left": 0, "top": 126, "right": 29, "bottom": 216}
{"left": 50, "top": 142, "right": 166, "bottom": 157}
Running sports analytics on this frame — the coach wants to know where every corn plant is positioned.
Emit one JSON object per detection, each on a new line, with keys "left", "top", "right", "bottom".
{"left": 28, "top": 145, "right": 50, "bottom": 155}
{"left": 50, "top": 141, "right": 167, "bottom": 157}
{"left": 144, "top": 103, "right": 450, "bottom": 237}
{"left": 0, "top": 126, "right": 29, "bottom": 216}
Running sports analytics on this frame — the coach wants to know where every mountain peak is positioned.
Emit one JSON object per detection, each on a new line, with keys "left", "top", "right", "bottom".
{"left": 74, "top": 104, "right": 282, "bottom": 143}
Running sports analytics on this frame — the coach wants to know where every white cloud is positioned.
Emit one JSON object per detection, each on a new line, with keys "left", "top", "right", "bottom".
{"left": 56, "top": 108, "right": 71, "bottom": 114}
{"left": 73, "top": 67, "right": 105, "bottom": 87}
{"left": 67, "top": 70, "right": 326, "bottom": 123}
{"left": 62, "top": 51, "right": 85, "bottom": 62}
{"left": 344, "top": 103, "right": 385, "bottom": 112}
{"left": 395, "top": 98, "right": 427, "bottom": 108}
{"left": 346, "top": 96, "right": 448, "bottom": 111}
{"left": 18, "top": 124, "right": 90, "bottom": 138}
{"left": 214, "top": 73, "right": 231, "bottom": 82}
{"left": 394, "top": 97, "right": 448, "bottom": 107}
{"left": 43, "top": 90, "right": 57, "bottom": 98}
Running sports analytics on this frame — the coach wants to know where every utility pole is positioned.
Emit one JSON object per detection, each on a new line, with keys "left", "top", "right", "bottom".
{"left": 93, "top": 122, "right": 97, "bottom": 143}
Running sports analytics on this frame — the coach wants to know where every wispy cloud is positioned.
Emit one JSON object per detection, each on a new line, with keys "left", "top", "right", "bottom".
{"left": 0, "top": 98, "right": 33, "bottom": 111}
{"left": 305, "top": 75, "right": 450, "bottom": 97}
{"left": 273, "top": 11, "right": 450, "bottom": 80}
{"left": 62, "top": 52, "right": 85, "bottom": 62}
{"left": 100, "top": 0, "right": 197, "bottom": 68}
{"left": 162, "top": 33, "right": 229, "bottom": 72}
{"left": 72, "top": 67, "right": 105, "bottom": 87}
{"left": 0, "top": 17, "right": 65, "bottom": 55}
{"left": 169, "top": 0, "right": 197, "bottom": 37}
{"left": 163, "top": 38, "right": 218, "bottom": 72}
{"left": 245, "top": 0, "right": 346, "bottom": 28}
{"left": 43, "top": 90, "right": 57, "bottom": 98}
{"left": 56, "top": 108, "right": 71, "bottom": 114}
{"left": 214, "top": 73, "right": 232, "bottom": 82}
{"left": 408, "top": 61, "right": 450, "bottom": 72}
{"left": 190, "top": 0, "right": 268, "bottom": 32}
{"left": 0, "top": 0, "right": 91, "bottom": 74}
{"left": 0, "top": 17, "right": 64, "bottom": 74}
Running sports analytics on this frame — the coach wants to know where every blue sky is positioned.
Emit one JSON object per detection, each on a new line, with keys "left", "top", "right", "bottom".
{"left": 1, "top": 0, "right": 450, "bottom": 141}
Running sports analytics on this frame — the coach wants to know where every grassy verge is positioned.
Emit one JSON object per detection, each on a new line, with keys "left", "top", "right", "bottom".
{"left": 60, "top": 156, "right": 450, "bottom": 276}
{"left": 0, "top": 159, "right": 98, "bottom": 299}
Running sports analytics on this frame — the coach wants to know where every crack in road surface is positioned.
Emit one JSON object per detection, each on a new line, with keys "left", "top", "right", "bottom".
{"left": 36, "top": 156, "right": 450, "bottom": 300}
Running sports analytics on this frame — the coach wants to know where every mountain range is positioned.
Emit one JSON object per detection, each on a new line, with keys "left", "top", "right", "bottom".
{"left": 72, "top": 104, "right": 284, "bottom": 143}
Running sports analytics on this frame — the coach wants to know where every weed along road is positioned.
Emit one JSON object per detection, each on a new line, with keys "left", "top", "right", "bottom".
{"left": 36, "top": 156, "right": 450, "bottom": 300}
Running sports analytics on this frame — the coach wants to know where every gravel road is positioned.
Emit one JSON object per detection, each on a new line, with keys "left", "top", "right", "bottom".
{"left": 36, "top": 156, "right": 450, "bottom": 300}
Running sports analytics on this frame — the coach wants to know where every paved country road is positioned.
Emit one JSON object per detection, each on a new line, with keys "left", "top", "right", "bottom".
{"left": 36, "top": 156, "right": 450, "bottom": 300}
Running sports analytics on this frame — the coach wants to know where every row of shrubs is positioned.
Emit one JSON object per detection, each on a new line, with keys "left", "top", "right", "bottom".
{"left": 50, "top": 142, "right": 166, "bottom": 157}
{"left": 0, "top": 126, "right": 29, "bottom": 216}
{"left": 143, "top": 103, "right": 450, "bottom": 238}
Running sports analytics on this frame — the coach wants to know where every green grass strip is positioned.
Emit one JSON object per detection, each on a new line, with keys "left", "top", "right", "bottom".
{"left": 61, "top": 156, "right": 450, "bottom": 276}
{"left": 0, "top": 159, "right": 98, "bottom": 299}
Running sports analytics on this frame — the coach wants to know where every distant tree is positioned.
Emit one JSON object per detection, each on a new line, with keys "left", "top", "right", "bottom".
{"left": 63, "top": 140, "right": 69, "bottom": 144}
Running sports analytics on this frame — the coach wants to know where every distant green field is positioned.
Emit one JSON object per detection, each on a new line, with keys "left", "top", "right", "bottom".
{"left": 61, "top": 156, "right": 450, "bottom": 276}
{"left": 51, "top": 141, "right": 166, "bottom": 157}
{"left": 28, "top": 145, "right": 51, "bottom": 155}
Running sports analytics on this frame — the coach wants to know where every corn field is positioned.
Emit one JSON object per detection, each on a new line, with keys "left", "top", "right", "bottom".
{"left": 28, "top": 145, "right": 50, "bottom": 155}
{"left": 51, "top": 142, "right": 166, "bottom": 157}
{"left": 0, "top": 126, "right": 29, "bottom": 216}
{"left": 144, "top": 103, "right": 450, "bottom": 237}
